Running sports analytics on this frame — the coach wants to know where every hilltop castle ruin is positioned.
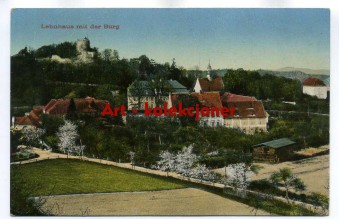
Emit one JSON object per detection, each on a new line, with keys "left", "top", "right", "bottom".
{"left": 50, "top": 37, "right": 96, "bottom": 64}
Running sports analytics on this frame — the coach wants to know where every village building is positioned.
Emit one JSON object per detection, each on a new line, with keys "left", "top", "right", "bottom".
{"left": 168, "top": 91, "right": 268, "bottom": 132}
{"left": 193, "top": 62, "right": 224, "bottom": 93}
{"left": 42, "top": 96, "right": 107, "bottom": 116}
{"left": 302, "top": 77, "right": 327, "bottom": 99}
{"left": 12, "top": 97, "right": 108, "bottom": 130}
{"left": 221, "top": 93, "right": 269, "bottom": 134}
{"left": 191, "top": 92, "right": 225, "bottom": 127}
{"left": 127, "top": 79, "right": 189, "bottom": 110}
{"left": 252, "top": 138, "right": 298, "bottom": 162}
{"left": 11, "top": 106, "right": 43, "bottom": 131}
{"left": 168, "top": 92, "right": 225, "bottom": 127}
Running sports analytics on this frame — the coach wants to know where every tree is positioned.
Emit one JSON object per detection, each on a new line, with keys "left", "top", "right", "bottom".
{"left": 112, "top": 50, "right": 119, "bottom": 62}
{"left": 270, "top": 168, "right": 306, "bottom": 203}
{"left": 149, "top": 78, "right": 173, "bottom": 106}
{"left": 66, "top": 98, "right": 77, "bottom": 120}
{"left": 138, "top": 55, "right": 153, "bottom": 79}
{"left": 56, "top": 120, "right": 79, "bottom": 156}
{"left": 155, "top": 150, "right": 176, "bottom": 176}
{"left": 101, "top": 49, "right": 112, "bottom": 62}
{"left": 128, "top": 81, "right": 146, "bottom": 110}
{"left": 190, "top": 164, "right": 216, "bottom": 183}
{"left": 175, "top": 145, "right": 198, "bottom": 178}
{"left": 21, "top": 127, "right": 46, "bottom": 148}
{"left": 224, "top": 163, "right": 254, "bottom": 197}
{"left": 309, "top": 192, "right": 329, "bottom": 215}
{"left": 11, "top": 132, "right": 21, "bottom": 153}
{"left": 128, "top": 151, "right": 136, "bottom": 167}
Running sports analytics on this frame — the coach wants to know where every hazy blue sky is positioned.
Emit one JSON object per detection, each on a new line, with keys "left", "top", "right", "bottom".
{"left": 11, "top": 8, "right": 329, "bottom": 70}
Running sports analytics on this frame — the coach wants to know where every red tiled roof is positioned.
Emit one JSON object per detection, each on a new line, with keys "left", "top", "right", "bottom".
{"left": 303, "top": 77, "right": 326, "bottom": 86}
{"left": 15, "top": 98, "right": 108, "bottom": 127}
{"left": 170, "top": 92, "right": 222, "bottom": 109}
{"left": 45, "top": 99, "right": 70, "bottom": 115}
{"left": 44, "top": 97, "right": 108, "bottom": 115}
{"left": 222, "top": 93, "right": 266, "bottom": 118}
{"left": 32, "top": 106, "right": 44, "bottom": 115}
{"left": 15, "top": 106, "right": 43, "bottom": 127}
{"left": 221, "top": 92, "right": 257, "bottom": 102}
{"left": 29, "top": 111, "right": 41, "bottom": 124}
{"left": 191, "top": 92, "right": 223, "bottom": 109}
{"left": 170, "top": 92, "right": 266, "bottom": 118}
{"left": 198, "top": 77, "right": 224, "bottom": 92}
{"left": 44, "top": 99, "right": 58, "bottom": 112}
{"left": 15, "top": 116, "right": 34, "bottom": 125}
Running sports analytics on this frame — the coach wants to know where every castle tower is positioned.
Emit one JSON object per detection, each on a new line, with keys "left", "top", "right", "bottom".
{"left": 75, "top": 37, "right": 95, "bottom": 63}
{"left": 76, "top": 37, "right": 90, "bottom": 54}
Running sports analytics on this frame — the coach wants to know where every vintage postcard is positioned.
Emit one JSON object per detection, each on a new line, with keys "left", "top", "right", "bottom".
{"left": 10, "top": 8, "right": 330, "bottom": 216}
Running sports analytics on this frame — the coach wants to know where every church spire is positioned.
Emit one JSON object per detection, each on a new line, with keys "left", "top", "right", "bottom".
{"left": 207, "top": 59, "right": 212, "bottom": 81}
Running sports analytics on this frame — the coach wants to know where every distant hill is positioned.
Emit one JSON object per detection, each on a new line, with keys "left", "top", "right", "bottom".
{"left": 258, "top": 70, "right": 309, "bottom": 82}
{"left": 276, "top": 67, "right": 330, "bottom": 75}
{"left": 257, "top": 69, "right": 330, "bottom": 86}
{"left": 187, "top": 68, "right": 330, "bottom": 85}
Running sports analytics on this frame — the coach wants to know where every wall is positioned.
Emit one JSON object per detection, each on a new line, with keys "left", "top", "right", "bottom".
{"left": 303, "top": 86, "right": 327, "bottom": 99}
{"left": 224, "top": 116, "right": 268, "bottom": 134}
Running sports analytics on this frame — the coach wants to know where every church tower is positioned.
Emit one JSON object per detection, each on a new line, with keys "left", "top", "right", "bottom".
{"left": 207, "top": 60, "right": 212, "bottom": 81}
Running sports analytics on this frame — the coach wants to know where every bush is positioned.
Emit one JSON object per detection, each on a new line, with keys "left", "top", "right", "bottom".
{"left": 201, "top": 156, "right": 225, "bottom": 168}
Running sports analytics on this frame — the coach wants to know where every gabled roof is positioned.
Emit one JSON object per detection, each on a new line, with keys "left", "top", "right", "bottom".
{"left": 222, "top": 92, "right": 257, "bottom": 102}
{"left": 221, "top": 93, "right": 266, "bottom": 118}
{"left": 14, "top": 105, "right": 44, "bottom": 127}
{"left": 128, "top": 80, "right": 188, "bottom": 96}
{"left": 15, "top": 116, "right": 34, "bottom": 125}
{"left": 168, "top": 79, "right": 189, "bottom": 93}
{"left": 198, "top": 77, "right": 224, "bottom": 92}
{"left": 44, "top": 97, "right": 108, "bottom": 115}
{"left": 191, "top": 92, "right": 223, "bottom": 109}
{"left": 170, "top": 92, "right": 223, "bottom": 110}
{"left": 252, "top": 138, "right": 296, "bottom": 149}
{"left": 303, "top": 77, "right": 326, "bottom": 86}
{"left": 45, "top": 99, "right": 69, "bottom": 115}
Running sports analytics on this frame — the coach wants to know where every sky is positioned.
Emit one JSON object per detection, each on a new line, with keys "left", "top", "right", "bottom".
{"left": 11, "top": 8, "right": 330, "bottom": 71}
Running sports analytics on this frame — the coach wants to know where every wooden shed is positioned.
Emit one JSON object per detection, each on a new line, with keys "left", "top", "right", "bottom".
{"left": 252, "top": 138, "right": 298, "bottom": 163}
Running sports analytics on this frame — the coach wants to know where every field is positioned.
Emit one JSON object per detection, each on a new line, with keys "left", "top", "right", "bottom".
{"left": 40, "top": 188, "right": 269, "bottom": 216}
{"left": 11, "top": 159, "right": 185, "bottom": 196}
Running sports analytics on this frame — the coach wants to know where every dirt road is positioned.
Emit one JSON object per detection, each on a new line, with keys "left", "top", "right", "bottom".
{"left": 213, "top": 154, "right": 329, "bottom": 195}
{"left": 39, "top": 188, "right": 269, "bottom": 216}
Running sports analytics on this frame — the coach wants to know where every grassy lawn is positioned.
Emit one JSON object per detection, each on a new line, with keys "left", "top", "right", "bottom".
{"left": 11, "top": 159, "right": 186, "bottom": 196}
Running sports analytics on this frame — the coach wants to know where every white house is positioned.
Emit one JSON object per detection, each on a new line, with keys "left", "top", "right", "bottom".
{"left": 221, "top": 93, "right": 269, "bottom": 134}
{"left": 302, "top": 77, "right": 327, "bottom": 99}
